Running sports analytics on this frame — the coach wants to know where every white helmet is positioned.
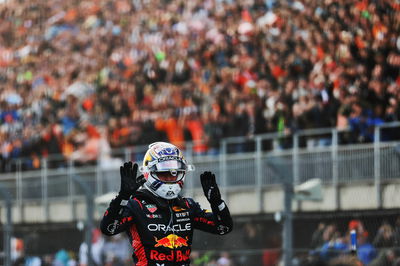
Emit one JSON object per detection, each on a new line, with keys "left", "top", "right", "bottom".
{"left": 139, "top": 142, "right": 194, "bottom": 200}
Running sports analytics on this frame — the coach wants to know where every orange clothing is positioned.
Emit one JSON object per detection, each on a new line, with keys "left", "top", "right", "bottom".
{"left": 155, "top": 117, "right": 185, "bottom": 147}
{"left": 185, "top": 119, "right": 207, "bottom": 154}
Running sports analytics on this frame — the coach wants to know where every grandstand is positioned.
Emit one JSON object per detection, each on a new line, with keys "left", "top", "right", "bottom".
{"left": 0, "top": 0, "right": 399, "bottom": 265}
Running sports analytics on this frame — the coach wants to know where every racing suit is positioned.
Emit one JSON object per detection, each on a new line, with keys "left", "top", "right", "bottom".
{"left": 100, "top": 188, "right": 233, "bottom": 266}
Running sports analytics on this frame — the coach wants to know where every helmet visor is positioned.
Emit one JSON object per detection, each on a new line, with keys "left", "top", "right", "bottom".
{"left": 150, "top": 159, "right": 187, "bottom": 172}
{"left": 151, "top": 170, "right": 185, "bottom": 183}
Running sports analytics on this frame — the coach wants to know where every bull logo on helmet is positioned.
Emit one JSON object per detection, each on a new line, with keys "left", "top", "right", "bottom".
{"left": 158, "top": 147, "right": 178, "bottom": 156}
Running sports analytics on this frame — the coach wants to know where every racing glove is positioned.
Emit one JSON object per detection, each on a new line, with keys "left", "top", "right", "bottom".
{"left": 201, "top": 171, "right": 223, "bottom": 207}
{"left": 119, "top": 161, "right": 146, "bottom": 199}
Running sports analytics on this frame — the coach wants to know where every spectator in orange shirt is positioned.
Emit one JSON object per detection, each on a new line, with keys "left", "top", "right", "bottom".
{"left": 154, "top": 110, "right": 185, "bottom": 148}
{"left": 185, "top": 112, "right": 208, "bottom": 155}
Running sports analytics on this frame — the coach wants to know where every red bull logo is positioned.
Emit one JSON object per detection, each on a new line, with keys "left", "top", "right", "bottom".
{"left": 150, "top": 249, "right": 191, "bottom": 262}
{"left": 154, "top": 234, "right": 189, "bottom": 249}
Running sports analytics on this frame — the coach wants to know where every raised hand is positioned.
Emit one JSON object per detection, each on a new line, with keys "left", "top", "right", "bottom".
{"left": 119, "top": 162, "right": 146, "bottom": 199}
{"left": 200, "top": 171, "right": 222, "bottom": 206}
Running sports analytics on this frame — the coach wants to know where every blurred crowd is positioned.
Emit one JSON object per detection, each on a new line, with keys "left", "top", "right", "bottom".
{"left": 11, "top": 229, "right": 235, "bottom": 266}
{"left": 303, "top": 217, "right": 400, "bottom": 266}
{"left": 11, "top": 217, "right": 400, "bottom": 266}
{"left": 0, "top": 0, "right": 400, "bottom": 172}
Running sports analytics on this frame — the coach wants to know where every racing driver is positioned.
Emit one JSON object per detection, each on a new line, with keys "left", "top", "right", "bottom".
{"left": 100, "top": 142, "right": 233, "bottom": 266}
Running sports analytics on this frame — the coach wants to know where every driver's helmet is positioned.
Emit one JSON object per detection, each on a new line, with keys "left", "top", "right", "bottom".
{"left": 139, "top": 142, "right": 194, "bottom": 199}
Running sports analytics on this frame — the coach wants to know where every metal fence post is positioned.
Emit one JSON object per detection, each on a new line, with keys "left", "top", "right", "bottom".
{"left": 96, "top": 158, "right": 102, "bottom": 197}
{"left": 0, "top": 185, "right": 12, "bottom": 266}
{"left": 220, "top": 140, "right": 228, "bottom": 200}
{"left": 16, "top": 160, "right": 23, "bottom": 223}
{"left": 266, "top": 157, "right": 293, "bottom": 266}
{"left": 185, "top": 142, "right": 194, "bottom": 198}
{"left": 124, "top": 147, "right": 131, "bottom": 162}
{"left": 283, "top": 179, "right": 294, "bottom": 266}
{"left": 41, "top": 158, "right": 49, "bottom": 221}
{"left": 68, "top": 160, "right": 75, "bottom": 220}
{"left": 256, "top": 137, "right": 263, "bottom": 212}
{"left": 71, "top": 175, "right": 95, "bottom": 266}
{"left": 293, "top": 134, "right": 299, "bottom": 186}
{"left": 331, "top": 129, "right": 340, "bottom": 210}
{"left": 374, "top": 126, "right": 382, "bottom": 208}
{"left": 293, "top": 134, "right": 302, "bottom": 211}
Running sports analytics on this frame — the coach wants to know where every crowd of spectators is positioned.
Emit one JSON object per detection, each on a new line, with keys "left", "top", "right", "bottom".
{"left": 11, "top": 229, "right": 235, "bottom": 266}
{"left": 0, "top": 0, "right": 399, "bottom": 171}
{"left": 304, "top": 217, "right": 400, "bottom": 266}
{"left": 10, "top": 217, "right": 400, "bottom": 266}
